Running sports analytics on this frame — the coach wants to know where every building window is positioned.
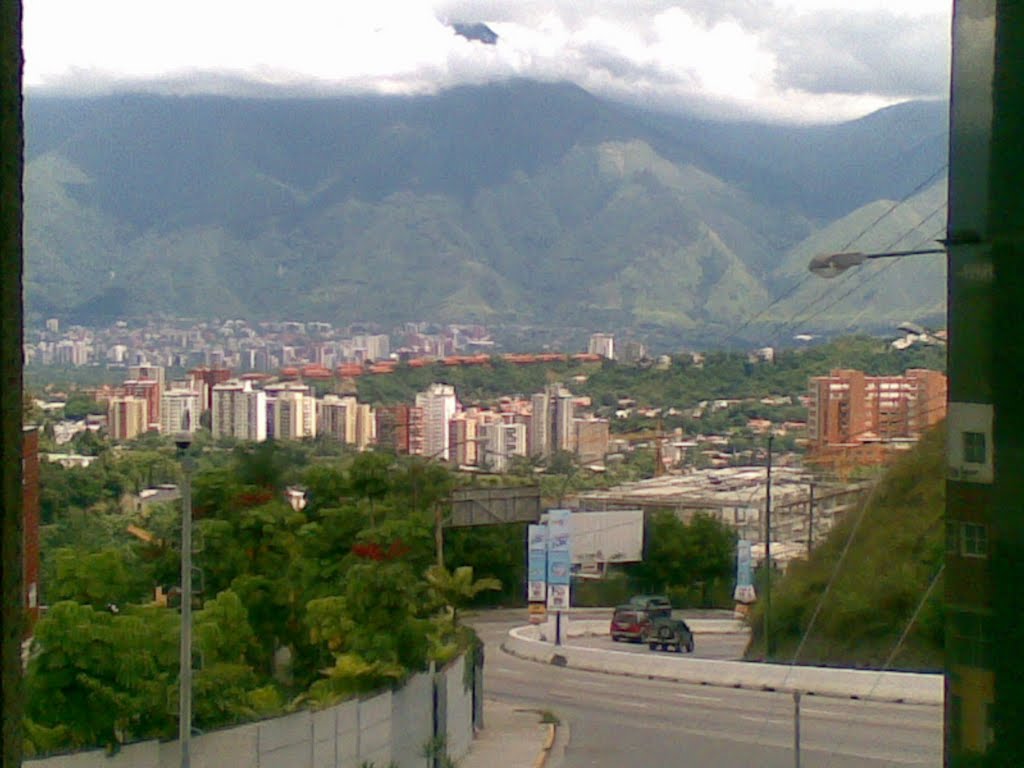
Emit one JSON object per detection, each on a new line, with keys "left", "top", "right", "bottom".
{"left": 946, "top": 520, "right": 959, "bottom": 555}
{"left": 963, "top": 431, "right": 987, "bottom": 464}
{"left": 962, "top": 522, "right": 988, "bottom": 558}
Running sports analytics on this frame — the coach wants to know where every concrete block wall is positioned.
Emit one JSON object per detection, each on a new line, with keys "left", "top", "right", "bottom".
{"left": 444, "top": 656, "right": 473, "bottom": 760}
{"left": 26, "top": 655, "right": 474, "bottom": 768}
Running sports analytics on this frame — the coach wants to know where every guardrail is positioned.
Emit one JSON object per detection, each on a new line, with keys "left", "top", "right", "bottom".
{"left": 505, "top": 623, "right": 942, "bottom": 705}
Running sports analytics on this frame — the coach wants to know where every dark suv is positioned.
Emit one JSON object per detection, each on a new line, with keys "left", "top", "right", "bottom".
{"left": 627, "top": 594, "right": 672, "bottom": 618}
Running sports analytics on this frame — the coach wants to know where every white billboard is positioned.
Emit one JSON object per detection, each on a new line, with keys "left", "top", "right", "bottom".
{"left": 569, "top": 510, "right": 644, "bottom": 565}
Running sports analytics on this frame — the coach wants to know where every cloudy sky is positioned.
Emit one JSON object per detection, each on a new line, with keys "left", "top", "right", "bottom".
{"left": 23, "top": 0, "right": 952, "bottom": 123}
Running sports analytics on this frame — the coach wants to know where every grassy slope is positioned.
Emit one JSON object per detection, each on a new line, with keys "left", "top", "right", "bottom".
{"left": 746, "top": 424, "right": 945, "bottom": 671}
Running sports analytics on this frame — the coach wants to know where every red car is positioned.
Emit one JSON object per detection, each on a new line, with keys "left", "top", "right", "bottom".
{"left": 610, "top": 605, "right": 652, "bottom": 643}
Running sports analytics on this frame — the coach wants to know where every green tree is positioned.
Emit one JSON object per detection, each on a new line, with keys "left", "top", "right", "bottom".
{"left": 424, "top": 565, "right": 500, "bottom": 626}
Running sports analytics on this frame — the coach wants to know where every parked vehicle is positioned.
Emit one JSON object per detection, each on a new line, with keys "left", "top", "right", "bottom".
{"left": 644, "top": 616, "right": 695, "bottom": 653}
{"left": 610, "top": 605, "right": 651, "bottom": 642}
{"left": 627, "top": 594, "right": 672, "bottom": 618}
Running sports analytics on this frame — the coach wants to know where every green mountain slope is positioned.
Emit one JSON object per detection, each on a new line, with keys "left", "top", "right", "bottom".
{"left": 23, "top": 83, "right": 950, "bottom": 340}
{"left": 747, "top": 425, "right": 945, "bottom": 671}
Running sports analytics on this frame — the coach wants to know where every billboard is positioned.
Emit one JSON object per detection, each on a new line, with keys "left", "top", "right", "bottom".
{"left": 568, "top": 510, "right": 643, "bottom": 565}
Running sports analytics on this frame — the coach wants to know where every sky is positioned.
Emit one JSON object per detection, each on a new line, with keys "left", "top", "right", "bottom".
{"left": 23, "top": 0, "right": 952, "bottom": 123}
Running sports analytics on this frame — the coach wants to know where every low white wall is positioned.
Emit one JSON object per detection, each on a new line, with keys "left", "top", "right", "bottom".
{"left": 507, "top": 625, "right": 942, "bottom": 705}
{"left": 444, "top": 655, "right": 474, "bottom": 760}
{"left": 27, "top": 656, "right": 475, "bottom": 768}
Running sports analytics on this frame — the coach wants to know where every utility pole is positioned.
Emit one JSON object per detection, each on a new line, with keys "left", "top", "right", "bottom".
{"left": 764, "top": 435, "right": 773, "bottom": 660}
{"left": 176, "top": 436, "right": 194, "bottom": 768}
{"left": 0, "top": 3, "right": 23, "bottom": 767}
{"left": 807, "top": 482, "right": 815, "bottom": 559}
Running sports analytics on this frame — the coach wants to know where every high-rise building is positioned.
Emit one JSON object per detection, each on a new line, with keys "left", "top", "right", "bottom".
{"left": 160, "top": 389, "right": 200, "bottom": 435}
{"left": 265, "top": 383, "right": 316, "bottom": 440}
{"left": 318, "top": 394, "right": 358, "bottom": 444}
{"left": 575, "top": 418, "right": 610, "bottom": 464}
{"left": 588, "top": 333, "right": 615, "bottom": 360}
{"left": 807, "top": 368, "right": 947, "bottom": 449}
{"left": 108, "top": 395, "right": 149, "bottom": 441}
{"left": 449, "top": 413, "right": 479, "bottom": 466}
{"left": 123, "top": 378, "right": 161, "bottom": 431}
{"left": 480, "top": 420, "right": 527, "bottom": 473}
{"left": 376, "top": 405, "right": 424, "bottom": 455}
{"left": 529, "top": 392, "right": 550, "bottom": 458}
{"left": 129, "top": 363, "right": 165, "bottom": 391}
{"left": 416, "top": 383, "right": 458, "bottom": 459}
{"left": 190, "top": 367, "right": 233, "bottom": 413}
{"left": 211, "top": 380, "right": 267, "bottom": 442}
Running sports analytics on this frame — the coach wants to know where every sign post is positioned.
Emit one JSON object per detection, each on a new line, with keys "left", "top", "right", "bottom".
{"left": 527, "top": 524, "right": 548, "bottom": 624}
{"left": 546, "top": 510, "right": 572, "bottom": 645}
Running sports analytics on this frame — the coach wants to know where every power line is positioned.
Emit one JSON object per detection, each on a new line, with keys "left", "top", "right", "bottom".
{"left": 710, "top": 163, "right": 948, "bottom": 350}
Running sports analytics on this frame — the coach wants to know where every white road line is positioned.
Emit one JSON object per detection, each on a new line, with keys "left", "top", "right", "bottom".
{"left": 617, "top": 700, "right": 650, "bottom": 709}
{"left": 674, "top": 692, "right": 722, "bottom": 702}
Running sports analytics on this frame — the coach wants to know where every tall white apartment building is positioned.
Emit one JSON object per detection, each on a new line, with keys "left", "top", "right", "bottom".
{"left": 317, "top": 395, "right": 374, "bottom": 449}
{"left": 416, "top": 383, "right": 458, "bottom": 459}
{"left": 588, "top": 333, "right": 615, "bottom": 360}
{"left": 531, "top": 383, "right": 576, "bottom": 458}
{"left": 212, "top": 380, "right": 267, "bottom": 442}
{"left": 480, "top": 420, "right": 527, "bottom": 473}
{"left": 265, "top": 383, "right": 316, "bottom": 440}
{"left": 160, "top": 389, "right": 200, "bottom": 435}
{"left": 529, "top": 392, "right": 550, "bottom": 458}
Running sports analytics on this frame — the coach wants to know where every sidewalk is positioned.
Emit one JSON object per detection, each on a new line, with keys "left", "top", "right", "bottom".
{"left": 460, "top": 699, "right": 554, "bottom": 768}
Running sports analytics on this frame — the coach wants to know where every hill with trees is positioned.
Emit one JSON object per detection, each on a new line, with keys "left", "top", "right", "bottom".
{"left": 745, "top": 423, "right": 945, "bottom": 671}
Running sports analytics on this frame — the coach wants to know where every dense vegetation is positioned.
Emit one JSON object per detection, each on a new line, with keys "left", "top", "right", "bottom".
{"left": 27, "top": 443, "right": 508, "bottom": 755}
{"left": 357, "top": 335, "right": 945, "bottom": 413}
{"left": 745, "top": 423, "right": 945, "bottom": 670}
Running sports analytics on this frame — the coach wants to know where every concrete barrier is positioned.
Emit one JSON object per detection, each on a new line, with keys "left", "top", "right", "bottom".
{"left": 27, "top": 654, "right": 477, "bottom": 768}
{"left": 505, "top": 624, "right": 942, "bottom": 705}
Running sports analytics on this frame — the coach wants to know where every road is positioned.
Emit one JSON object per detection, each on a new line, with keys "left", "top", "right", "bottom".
{"left": 469, "top": 614, "right": 943, "bottom": 767}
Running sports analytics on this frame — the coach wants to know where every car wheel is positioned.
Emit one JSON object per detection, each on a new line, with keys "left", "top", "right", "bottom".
{"left": 612, "top": 635, "right": 620, "bottom": 642}
{"left": 649, "top": 642, "right": 657, "bottom": 650}
{"left": 675, "top": 643, "right": 683, "bottom": 653}
{"left": 686, "top": 640, "right": 695, "bottom": 653}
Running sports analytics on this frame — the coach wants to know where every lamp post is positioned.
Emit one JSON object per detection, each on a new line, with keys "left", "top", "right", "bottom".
{"left": 807, "top": 247, "right": 946, "bottom": 279}
{"left": 174, "top": 423, "right": 194, "bottom": 768}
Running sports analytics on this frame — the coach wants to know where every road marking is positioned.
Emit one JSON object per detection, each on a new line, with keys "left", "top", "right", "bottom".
{"left": 617, "top": 700, "right": 650, "bottom": 709}
{"left": 493, "top": 667, "right": 518, "bottom": 675}
{"left": 739, "top": 715, "right": 787, "bottom": 725}
{"left": 674, "top": 692, "right": 722, "bottom": 702}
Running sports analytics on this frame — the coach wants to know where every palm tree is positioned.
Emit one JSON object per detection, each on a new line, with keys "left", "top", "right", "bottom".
{"left": 424, "top": 565, "right": 500, "bottom": 627}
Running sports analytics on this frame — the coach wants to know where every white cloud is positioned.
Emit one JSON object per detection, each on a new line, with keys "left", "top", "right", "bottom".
{"left": 23, "top": 0, "right": 952, "bottom": 123}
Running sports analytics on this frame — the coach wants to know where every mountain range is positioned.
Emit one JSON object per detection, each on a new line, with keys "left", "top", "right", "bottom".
{"left": 24, "top": 80, "right": 950, "bottom": 345}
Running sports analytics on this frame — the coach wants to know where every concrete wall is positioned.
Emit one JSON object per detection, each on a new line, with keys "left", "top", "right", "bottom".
{"left": 27, "top": 656, "right": 474, "bottom": 768}
{"left": 444, "top": 656, "right": 473, "bottom": 760}
{"left": 507, "top": 624, "right": 943, "bottom": 705}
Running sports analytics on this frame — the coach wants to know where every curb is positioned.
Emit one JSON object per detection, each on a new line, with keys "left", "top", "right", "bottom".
{"left": 503, "top": 627, "right": 943, "bottom": 706}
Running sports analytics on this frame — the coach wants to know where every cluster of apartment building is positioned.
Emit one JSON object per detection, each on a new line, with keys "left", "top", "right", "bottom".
{"left": 24, "top": 317, "right": 500, "bottom": 372}
{"left": 806, "top": 367, "right": 947, "bottom": 469}
{"left": 103, "top": 366, "right": 611, "bottom": 467}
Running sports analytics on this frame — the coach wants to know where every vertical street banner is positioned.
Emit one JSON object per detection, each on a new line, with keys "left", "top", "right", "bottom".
{"left": 734, "top": 539, "right": 756, "bottom": 603}
{"left": 527, "top": 524, "right": 547, "bottom": 603}
{"left": 546, "top": 509, "right": 572, "bottom": 611}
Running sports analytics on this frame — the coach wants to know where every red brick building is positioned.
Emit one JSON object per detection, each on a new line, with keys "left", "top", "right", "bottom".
{"left": 376, "top": 405, "right": 424, "bottom": 455}
{"left": 808, "top": 368, "right": 947, "bottom": 453}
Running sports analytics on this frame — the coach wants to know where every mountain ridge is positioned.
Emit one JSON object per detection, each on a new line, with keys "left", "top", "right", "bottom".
{"left": 24, "top": 81, "right": 950, "bottom": 343}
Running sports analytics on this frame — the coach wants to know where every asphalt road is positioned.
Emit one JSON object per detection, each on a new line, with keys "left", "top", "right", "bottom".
{"left": 469, "top": 615, "right": 943, "bottom": 768}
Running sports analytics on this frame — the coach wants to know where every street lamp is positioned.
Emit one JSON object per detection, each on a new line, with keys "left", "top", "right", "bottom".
{"left": 807, "top": 247, "right": 945, "bottom": 278}
{"left": 173, "top": 415, "right": 194, "bottom": 768}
